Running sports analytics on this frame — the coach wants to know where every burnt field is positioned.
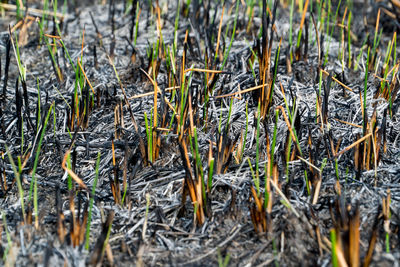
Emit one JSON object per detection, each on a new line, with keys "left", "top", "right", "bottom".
{"left": 0, "top": 0, "right": 400, "bottom": 266}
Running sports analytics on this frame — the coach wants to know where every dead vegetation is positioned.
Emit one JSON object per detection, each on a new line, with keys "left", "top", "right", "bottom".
{"left": 0, "top": 0, "right": 399, "bottom": 266}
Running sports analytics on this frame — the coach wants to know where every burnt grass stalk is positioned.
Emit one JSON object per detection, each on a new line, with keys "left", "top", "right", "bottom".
{"left": 0, "top": 0, "right": 400, "bottom": 266}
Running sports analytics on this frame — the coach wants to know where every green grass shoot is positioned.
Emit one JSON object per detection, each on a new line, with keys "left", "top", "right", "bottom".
{"left": 330, "top": 229, "right": 339, "bottom": 267}
{"left": 29, "top": 103, "right": 54, "bottom": 228}
{"left": 85, "top": 151, "right": 101, "bottom": 250}
{"left": 5, "top": 145, "right": 26, "bottom": 224}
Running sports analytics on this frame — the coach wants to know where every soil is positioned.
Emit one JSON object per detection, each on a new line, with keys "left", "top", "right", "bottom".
{"left": 0, "top": 0, "right": 399, "bottom": 266}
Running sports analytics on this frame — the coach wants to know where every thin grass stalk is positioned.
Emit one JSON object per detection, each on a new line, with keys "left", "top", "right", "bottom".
{"left": 57, "top": 37, "right": 76, "bottom": 69}
{"left": 225, "top": 97, "right": 234, "bottom": 132}
{"left": 179, "top": 67, "right": 194, "bottom": 134}
{"left": 381, "top": 33, "right": 396, "bottom": 93}
{"left": 248, "top": 158, "right": 259, "bottom": 195}
{"left": 325, "top": 0, "right": 332, "bottom": 48}
{"left": 13, "top": 34, "right": 25, "bottom": 82}
{"left": 30, "top": 104, "right": 54, "bottom": 228}
{"left": 121, "top": 145, "right": 129, "bottom": 206}
{"left": 270, "top": 109, "right": 278, "bottom": 176}
{"left": 289, "top": 0, "right": 294, "bottom": 48}
{"left": 142, "top": 193, "right": 151, "bottom": 241}
{"left": 363, "top": 47, "right": 370, "bottom": 136}
{"left": 383, "top": 190, "right": 391, "bottom": 253}
{"left": 394, "top": 36, "right": 397, "bottom": 64}
{"left": 279, "top": 85, "right": 296, "bottom": 179}
{"left": 263, "top": 163, "right": 270, "bottom": 210}
{"left": 179, "top": 137, "right": 204, "bottom": 224}
{"left": 173, "top": 1, "right": 180, "bottom": 54}
{"left": 323, "top": 0, "right": 342, "bottom": 67}
{"left": 221, "top": 0, "right": 239, "bottom": 69}
{"left": 37, "top": 21, "right": 63, "bottom": 82}
{"left": 207, "top": 158, "right": 214, "bottom": 192}
{"left": 16, "top": 0, "right": 22, "bottom": 20}
{"left": 111, "top": 138, "right": 121, "bottom": 204}
{"left": 316, "top": 69, "right": 323, "bottom": 123}
{"left": 296, "top": 0, "right": 310, "bottom": 49}
{"left": 178, "top": 31, "right": 188, "bottom": 133}
{"left": 217, "top": 248, "right": 231, "bottom": 267}
{"left": 269, "top": 40, "right": 282, "bottom": 110}
{"left": 212, "top": 4, "right": 225, "bottom": 64}
{"left": 255, "top": 102, "right": 261, "bottom": 195}
{"left": 347, "top": 11, "right": 352, "bottom": 68}
{"left": 2, "top": 36, "right": 11, "bottom": 98}
{"left": 5, "top": 145, "right": 26, "bottom": 224}
{"left": 349, "top": 207, "right": 360, "bottom": 266}
{"left": 372, "top": 9, "right": 380, "bottom": 63}
{"left": 193, "top": 127, "right": 205, "bottom": 202}
{"left": 317, "top": 0, "right": 324, "bottom": 34}
{"left": 241, "top": 101, "right": 249, "bottom": 161}
{"left": 276, "top": 105, "right": 302, "bottom": 156}
{"left": 152, "top": 63, "right": 159, "bottom": 158}
{"left": 66, "top": 152, "right": 73, "bottom": 190}
{"left": 354, "top": 33, "right": 369, "bottom": 71}
{"left": 36, "top": 78, "right": 41, "bottom": 133}
{"left": 298, "top": 0, "right": 304, "bottom": 12}
{"left": 388, "top": 64, "right": 399, "bottom": 117}
{"left": 339, "top": 8, "right": 348, "bottom": 70}
{"left": 330, "top": 229, "right": 339, "bottom": 267}
{"left": 53, "top": 0, "right": 58, "bottom": 23}
{"left": 218, "top": 103, "right": 223, "bottom": 133}
{"left": 101, "top": 212, "right": 114, "bottom": 260}
{"left": 20, "top": 107, "right": 25, "bottom": 155}
{"left": 85, "top": 151, "right": 101, "bottom": 250}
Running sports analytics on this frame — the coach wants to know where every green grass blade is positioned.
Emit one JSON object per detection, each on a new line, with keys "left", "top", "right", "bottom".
{"left": 85, "top": 151, "right": 101, "bottom": 250}
{"left": 29, "top": 103, "right": 54, "bottom": 228}
{"left": 5, "top": 145, "right": 26, "bottom": 223}
{"left": 330, "top": 229, "right": 339, "bottom": 267}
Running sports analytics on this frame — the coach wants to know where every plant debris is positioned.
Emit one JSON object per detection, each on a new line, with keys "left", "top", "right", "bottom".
{"left": 0, "top": 0, "right": 399, "bottom": 266}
